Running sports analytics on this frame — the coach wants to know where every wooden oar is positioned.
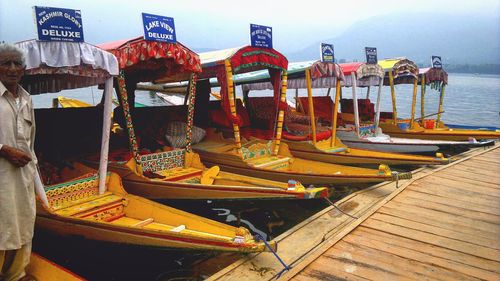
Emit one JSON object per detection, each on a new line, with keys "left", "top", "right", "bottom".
{"left": 414, "top": 111, "right": 445, "bottom": 121}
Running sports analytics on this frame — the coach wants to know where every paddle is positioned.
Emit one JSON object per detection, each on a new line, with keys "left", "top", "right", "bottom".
{"left": 414, "top": 111, "right": 445, "bottom": 121}
{"left": 200, "top": 166, "right": 221, "bottom": 185}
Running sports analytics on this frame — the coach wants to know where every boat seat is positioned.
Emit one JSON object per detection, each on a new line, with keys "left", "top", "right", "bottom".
{"left": 241, "top": 141, "right": 290, "bottom": 170}
{"left": 155, "top": 167, "right": 203, "bottom": 182}
{"left": 297, "top": 96, "right": 334, "bottom": 122}
{"left": 44, "top": 173, "right": 127, "bottom": 222}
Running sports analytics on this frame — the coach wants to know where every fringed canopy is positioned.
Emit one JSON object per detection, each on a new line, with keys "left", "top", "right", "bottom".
{"left": 16, "top": 39, "right": 119, "bottom": 94}
{"left": 419, "top": 67, "right": 448, "bottom": 85}
{"left": 238, "top": 60, "right": 344, "bottom": 90}
{"left": 339, "top": 62, "right": 384, "bottom": 87}
{"left": 99, "top": 36, "right": 201, "bottom": 83}
{"left": 379, "top": 58, "right": 419, "bottom": 85}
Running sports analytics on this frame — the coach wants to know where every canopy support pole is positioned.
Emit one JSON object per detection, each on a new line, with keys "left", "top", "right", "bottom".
{"left": 185, "top": 73, "right": 198, "bottom": 152}
{"left": 352, "top": 72, "right": 360, "bottom": 137}
{"left": 305, "top": 69, "right": 317, "bottom": 145}
{"left": 436, "top": 84, "right": 446, "bottom": 128}
{"left": 330, "top": 79, "right": 341, "bottom": 147}
{"left": 117, "top": 75, "right": 142, "bottom": 175}
{"left": 98, "top": 77, "right": 114, "bottom": 194}
{"left": 374, "top": 78, "right": 383, "bottom": 130}
{"left": 388, "top": 70, "right": 398, "bottom": 124}
{"left": 224, "top": 59, "right": 242, "bottom": 155}
{"left": 273, "top": 70, "right": 288, "bottom": 156}
{"left": 409, "top": 76, "right": 418, "bottom": 129}
{"left": 295, "top": 88, "right": 299, "bottom": 111}
{"left": 366, "top": 86, "right": 371, "bottom": 99}
{"left": 420, "top": 75, "right": 426, "bottom": 126}
{"left": 326, "top": 87, "right": 331, "bottom": 97}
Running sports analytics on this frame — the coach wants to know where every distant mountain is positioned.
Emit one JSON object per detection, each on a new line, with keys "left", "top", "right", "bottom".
{"left": 286, "top": 12, "right": 500, "bottom": 65}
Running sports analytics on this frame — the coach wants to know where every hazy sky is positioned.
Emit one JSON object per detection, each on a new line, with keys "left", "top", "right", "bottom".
{"left": 1, "top": 0, "right": 499, "bottom": 52}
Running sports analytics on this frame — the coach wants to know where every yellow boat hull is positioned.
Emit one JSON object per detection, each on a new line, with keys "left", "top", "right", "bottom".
{"left": 27, "top": 253, "right": 86, "bottom": 281}
{"left": 193, "top": 136, "right": 403, "bottom": 186}
{"left": 380, "top": 121, "right": 500, "bottom": 141}
{"left": 285, "top": 138, "right": 449, "bottom": 166}
{"left": 36, "top": 172, "right": 273, "bottom": 253}
{"left": 86, "top": 151, "right": 328, "bottom": 200}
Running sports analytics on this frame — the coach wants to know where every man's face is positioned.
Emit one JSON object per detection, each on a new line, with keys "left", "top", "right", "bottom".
{"left": 0, "top": 51, "right": 25, "bottom": 86}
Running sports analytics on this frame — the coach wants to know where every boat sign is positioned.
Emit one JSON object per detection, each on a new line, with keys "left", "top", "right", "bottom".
{"left": 432, "top": 56, "right": 442, "bottom": 69}
{"left": 365, "top": 47, "right": 377, "bottom": 64}
{"left": 34, "top": 6, "right": 84, "bottom": 42}
{"left": 320, "top": 43, "right": 334, "bottom": 63}
{"left": 250, "top": 24, "right": 272, "bottom": 49}
{"left": 142, "top": 13, "right": 176, "bottom": 43}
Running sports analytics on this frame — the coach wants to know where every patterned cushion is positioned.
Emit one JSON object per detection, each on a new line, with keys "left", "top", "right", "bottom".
{"left": 164, "top": 121, "right": 206, "bottom": 148}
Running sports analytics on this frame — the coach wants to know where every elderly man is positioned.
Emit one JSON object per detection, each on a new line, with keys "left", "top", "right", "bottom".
{"left": 0, "top": 43, "right": 37, "bottom": 281}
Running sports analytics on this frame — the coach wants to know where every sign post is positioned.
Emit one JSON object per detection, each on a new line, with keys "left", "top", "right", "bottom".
{"left": 365, "top": 47, "right": 377, "bottom": 64}
{"left": 142, "top": 13, "right": 176, "bottom": 43}
{"left": 250, "top": 24, "right": 273, "bottom": 49}
{"left": 34, "top": 6, "right": 84, "bottom": 42}
{"left": 320, "top": 43, "right": 334, "bottom": 63}
{"left": 431, "top": 56, "right": 442, "bottom": 69}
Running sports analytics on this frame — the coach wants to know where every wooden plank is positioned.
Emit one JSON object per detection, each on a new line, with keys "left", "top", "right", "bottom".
{"left": 468, "top": 157, "right": 500, "bottom": 165}
{"left": 434, "top": 168, "right": 500, "bottom": 185}
{"left": 409, "top": 181, "right": 500, "bottom": 208}
{"left": 419, "top": 175, "right": 500, "bottom": 196}
{"left": 356, "top": 226, "right": 500, "bottom": 273}
{"left": 327, "top": 240, "right": 478, "bottom": 281}
{"left": 435, "top": 172, "right": 500, "bottom": 190}
{"left": 362, "top": 218, "right": 500, "bottom": 261}
{"left": 461, "top": 158, "right": 499, "bottom": 171}
{"left": 378, "top": 205, "right": 499, "bottom": 240}
{"left": 380, "top": 201, "right": 500, "bottom": 235}
{"left": 452, "top": 164, "right": 500, "bottom": 179}
{"left": 315, "top": 244, "right": 423, "bottom": 280}
{"left": 346, "top": 231, "right": 500, "bottom": 280}
{"left": 294, "top": 267, "right": 370, "bottom": 281}
{"left": 391, "top": 195, "right": 500, "bottom": 225}
{"left": 400, "top": 189, "right": 500, "bottom": 216}
{"left": 370, "top": 213, "right": 500, "bottom": 250}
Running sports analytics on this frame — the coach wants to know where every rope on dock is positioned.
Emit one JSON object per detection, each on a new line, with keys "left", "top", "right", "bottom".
{"left": 255, "top": 234, "right": 290, "bottom": 279}
{"left": 325, "top": 197, "right": 359, "bottom": 219}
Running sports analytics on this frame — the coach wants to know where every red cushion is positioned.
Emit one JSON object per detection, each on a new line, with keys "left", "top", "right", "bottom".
{"left": 209, "top": 99, "right": 251, "bottom": 128}
{"left": 298, "top": 96, "right": 334, "bottom": 121}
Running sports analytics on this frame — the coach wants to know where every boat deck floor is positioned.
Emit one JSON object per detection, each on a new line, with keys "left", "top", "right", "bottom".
{"left": 206, "top": 143, "right": 500, "bottom": 280}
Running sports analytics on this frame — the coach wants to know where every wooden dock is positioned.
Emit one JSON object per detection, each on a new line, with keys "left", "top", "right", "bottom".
{"left": 207, "top": 144, "right": 500, "bottom": 281}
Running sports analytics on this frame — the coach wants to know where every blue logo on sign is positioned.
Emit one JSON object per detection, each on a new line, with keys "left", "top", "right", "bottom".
{"left": 250, "top": 24, "right": 272, "bottom": 49}
{"left": 365, "top": 47, "right": 377, "bottom": 64}
{"left": 34, "top": 6, "right": 84, "bottom": 42}
{"left": 431, "top": 56, "right": 442, "bottom": 69}
{"left": 142, "top": 13, "right": 176, "bottom": 43}
{"left": 321, "top": 43, "right": 334, "bottom": 63}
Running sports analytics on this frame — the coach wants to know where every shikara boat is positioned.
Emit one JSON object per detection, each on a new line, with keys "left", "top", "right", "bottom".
{"left": 17, "top": 39, "right": 271, "bottom": 252}
{"left": 185, "top": 46, "right": 410, "bottom": 185}
{"left": 235, "top": 60, "right": 448, "bottom": 165}
{"left": 27, "top": 253, "right": 86, "bottom": 281}
{"left": 97, "top": 37, "right": 327, "bottom": 199}
{"left": 337, "top": 61, "right": 485, "bottom": 153}
{"left": 377, "top": 58, "right": 500, "bottom": 141}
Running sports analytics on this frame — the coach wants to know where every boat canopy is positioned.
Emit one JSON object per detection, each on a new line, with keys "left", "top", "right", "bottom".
{"left": 16, "top": 39, "right": 119, "bottom": 200}
{"left": 198, "top": 46, "right": 288, "bottom": 80}
{"left": 379, "top": 58, "right": 419, "bottom": 85}
{"left": 419, "top": 67, "right": 448, "bottom": 85}
{"left": 236, "top": 60, "right": 344, "bottom": 90}
{"left": 99, "top": 36, "right": 201, "bottom": 83}
{"left": 16, "top": 39, "right": 119, "bottom": 95}
{"left": 339, "top": 62, "right": 384, "bottom": 87}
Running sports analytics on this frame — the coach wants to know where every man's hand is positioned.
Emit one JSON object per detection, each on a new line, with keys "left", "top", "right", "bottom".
{"left": 0, "top": 145, "right": 32, "bottom": 167}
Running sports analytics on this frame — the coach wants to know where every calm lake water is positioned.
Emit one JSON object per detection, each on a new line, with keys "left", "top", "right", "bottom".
{"left": 31, "top": 72, "right": 499, "bottom": 280}
{"left": 32, "top": 73, "right": 500, "bottom": 128}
